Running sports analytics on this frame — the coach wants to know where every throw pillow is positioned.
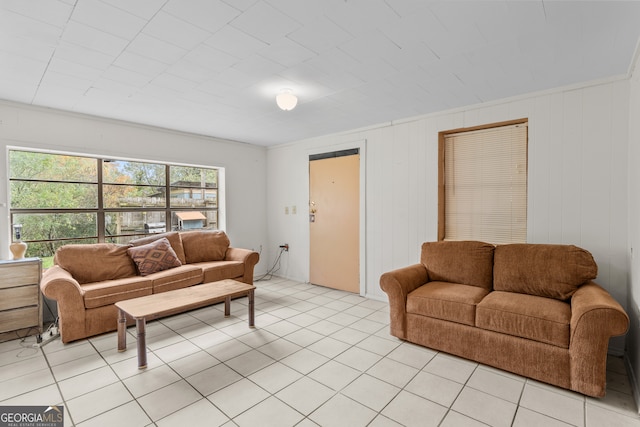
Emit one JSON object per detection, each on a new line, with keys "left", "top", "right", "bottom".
{"left": 127, "top": 237, "right": 182, "bottom": 276}
{"left": 129, "top": 231, "right": 187, "bottom": 264}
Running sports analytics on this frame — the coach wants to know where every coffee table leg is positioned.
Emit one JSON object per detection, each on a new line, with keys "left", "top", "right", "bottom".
{"left": 248, "top": 289, "right": 255, "bottom": 328}
{"left": 136, "top": 318, "right": 147, "bottom": 369}
{"left": 117, "top": 309, "right": 127, "bottom": 352}
{"left": 224, "top": 296, "right": 231, "bottom": 317}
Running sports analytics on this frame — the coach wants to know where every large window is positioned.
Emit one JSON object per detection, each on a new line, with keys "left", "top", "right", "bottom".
{"left": 438, "top": 120, "right": 528, "bottom": 244}
{"left": 9, "top": 150, "right": 219, "bottom": 262}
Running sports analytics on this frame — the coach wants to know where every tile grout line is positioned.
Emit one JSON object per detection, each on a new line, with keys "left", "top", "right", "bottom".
{"left": 39, "top": 345, "right": 77, "bottom": 426}
{"left": 1, "top": 277, "right": 638, "bottom": 426}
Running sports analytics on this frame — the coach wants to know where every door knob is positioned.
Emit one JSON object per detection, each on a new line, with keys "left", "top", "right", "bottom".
{"left": 310, "top": 201, "right": 316, "bottom": 222}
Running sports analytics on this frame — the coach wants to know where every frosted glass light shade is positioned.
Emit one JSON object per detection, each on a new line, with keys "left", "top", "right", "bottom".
{"left": 276, "top": 90, "right": 298, "bottom": 111}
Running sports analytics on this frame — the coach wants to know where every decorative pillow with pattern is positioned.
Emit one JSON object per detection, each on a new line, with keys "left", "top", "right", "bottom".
{"left": 127, "top": 237, "right": 182, "bottom": 276}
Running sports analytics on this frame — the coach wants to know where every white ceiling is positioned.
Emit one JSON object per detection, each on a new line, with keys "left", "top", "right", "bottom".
{"left": 1, "top": 1, "right": 640, "bottom": 146}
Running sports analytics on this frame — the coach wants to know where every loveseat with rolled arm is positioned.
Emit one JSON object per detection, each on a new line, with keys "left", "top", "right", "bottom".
{"left": 380, "top": 241, "right": 628, "bottom": 397}
{"left": 40, "top": 230, "right": 259, "bottom": 343}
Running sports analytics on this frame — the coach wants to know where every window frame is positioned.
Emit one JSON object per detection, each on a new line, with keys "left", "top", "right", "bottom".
{"left": 9, "top": 149, "right": 221, "bottom": 252}
{"left": 437, "top": 118, "right": 528, "bottom": 243}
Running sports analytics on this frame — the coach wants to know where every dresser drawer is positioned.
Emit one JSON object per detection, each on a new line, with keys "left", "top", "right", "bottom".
{"left": 0, "top": 306, "right": 39, "bottom": 333}
{"left": 0, "top": 285, "right": 39, "bottom": 311}
{"left": 0, "top": 262, "right": 40, "bottom": 289}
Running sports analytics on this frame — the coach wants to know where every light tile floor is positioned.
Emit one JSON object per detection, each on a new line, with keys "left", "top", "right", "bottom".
{"left": 1, "top": 277, "right": 639, "bottom": 426}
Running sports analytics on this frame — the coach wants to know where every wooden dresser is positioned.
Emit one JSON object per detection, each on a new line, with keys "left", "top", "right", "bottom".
{"left": 0, "top": 258, "right": 42, "bottom": 343}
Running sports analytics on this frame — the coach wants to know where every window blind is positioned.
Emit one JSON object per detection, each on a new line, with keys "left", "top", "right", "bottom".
{"left": 443, "top": 122, "right": 527, "bottom": 244}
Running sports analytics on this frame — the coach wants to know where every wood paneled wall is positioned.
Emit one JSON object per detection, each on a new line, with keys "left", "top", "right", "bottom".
{"left": 267, "top": 78, "right": 630, "bottom": 354}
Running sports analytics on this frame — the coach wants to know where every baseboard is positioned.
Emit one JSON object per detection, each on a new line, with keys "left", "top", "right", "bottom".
{"left": 364, "top": 291, "right": 387, "bottom": 302}
{"left": 609, "top": 346, "right": 626, "bottom": 357}
{"left": 625, "top": 352, "right": 640, "bottom": 415}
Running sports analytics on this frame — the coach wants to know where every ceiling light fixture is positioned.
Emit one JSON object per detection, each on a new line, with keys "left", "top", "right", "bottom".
{"left": 276, "top": 89, "right": 298, "bottom": 111}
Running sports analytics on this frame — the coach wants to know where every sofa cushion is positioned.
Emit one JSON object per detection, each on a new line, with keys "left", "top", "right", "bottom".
{"left": 82, "top": 277, "right": 153, "bottom": 309}
{"left": 146, "top": 265, "right": 203, "bottom": 293}
{"left": 494, "top": 244, "right": 597, "bottom": 300}
{"left": 127, "top": 237, "right": 182, "bottom": 276}
{"left": 129, "top": 232, "right": 186, "bottom": 264}
{"left": 55, "top": 244, "right": 137, "bottom": 285}
{"left": 181, "top": 230, "right": 230, "bottom": 263}
{"left": 407, "top": 281, "right": 490, "bottom": 326}
{"left": 476, "top": 291, "right": 571, "bottom": 348}
{"left": 421, "top": 241, "right": 495, "bottom": 290}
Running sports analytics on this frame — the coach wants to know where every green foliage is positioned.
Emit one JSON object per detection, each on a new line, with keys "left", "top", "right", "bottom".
{"left": 41, "top": 256, "right": 54, "bottom": 269}
{"left": 10, "top": 151, "right": 96, "bottom": 181}
{"left": 104, "top": 160, "right": 165, "bottom": 186}
{"left": 10, "top": 152, "right": 98, "bottom": 257}
{"left": 171, "top": 165, "right": 217, "bottom": 186}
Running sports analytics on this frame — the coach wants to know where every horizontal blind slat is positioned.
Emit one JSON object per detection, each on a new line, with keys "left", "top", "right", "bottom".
{"left": 444, "top": 123, "right": 527, "bottom": 244}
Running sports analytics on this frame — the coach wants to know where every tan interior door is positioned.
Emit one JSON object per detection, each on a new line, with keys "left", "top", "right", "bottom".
{"left": 309, "top": 153, "right": 359, "bottom": 293}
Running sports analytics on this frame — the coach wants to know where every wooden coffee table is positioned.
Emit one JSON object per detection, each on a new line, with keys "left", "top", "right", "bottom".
{"left": 116, "top": 279, "right": 255, "bottom": 369}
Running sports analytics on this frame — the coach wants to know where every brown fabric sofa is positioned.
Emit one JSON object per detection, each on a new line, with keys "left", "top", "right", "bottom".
{"left": 380, "top": 241, "right": 629, "bottom": 397}
{"left": 40, "top": 230, "right": 259, "bottom": 343}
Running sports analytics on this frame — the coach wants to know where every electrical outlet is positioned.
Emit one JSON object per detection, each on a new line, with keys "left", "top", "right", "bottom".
{"left": 280, "top": 243, "right": 289, "bottom": 251}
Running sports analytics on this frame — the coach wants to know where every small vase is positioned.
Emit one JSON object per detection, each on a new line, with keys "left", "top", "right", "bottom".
{"left": 10, "top": 241, "right": 27, "bottom": 260}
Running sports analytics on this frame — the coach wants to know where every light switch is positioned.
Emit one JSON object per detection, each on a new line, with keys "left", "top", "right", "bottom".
{"left": 285, "top": 206, "right": 289, "bottom": 215}
{"left": 292, "top": 205, "right": 297, "bottom": 214}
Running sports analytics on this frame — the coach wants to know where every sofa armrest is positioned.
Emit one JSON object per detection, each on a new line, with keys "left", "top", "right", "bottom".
{"left": 40, "top": 265, "right": 88, "bottom": 343}
{"left": 380, "top": 264, "right": 429, "bottom": 339}
{"left": 41, "top": 265, "right": 84, "bottom": 300}
{"left": 569, "top": 281, "right": 629, "bottom": 396}
{"left": 225, "top": 247, "right": 260, "bottom": 285}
